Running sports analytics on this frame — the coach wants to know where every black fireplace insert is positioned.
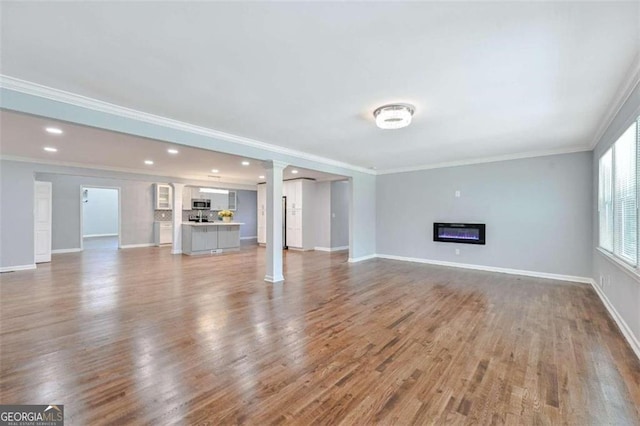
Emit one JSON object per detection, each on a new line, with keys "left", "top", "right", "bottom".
{"left": 433, "top": 223, "right": 486, "bottom": 245}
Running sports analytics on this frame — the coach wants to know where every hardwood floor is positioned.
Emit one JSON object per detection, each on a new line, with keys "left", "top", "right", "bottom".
{"left": 1, "top": 245, "right": 639, "bottom": 425}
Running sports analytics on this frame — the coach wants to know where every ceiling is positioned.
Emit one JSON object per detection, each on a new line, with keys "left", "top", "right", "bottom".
{"left": 1, "top": 2, "right": 639, "bottom": 171}
{"left": 0, "top": 110, "right": 345, "bottom": 185}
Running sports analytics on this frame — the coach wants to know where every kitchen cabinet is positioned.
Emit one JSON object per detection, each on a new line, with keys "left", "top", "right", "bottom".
{"left": 191, "top": 226, "right": 218, "bottom": 251}
{"left": 210, "top": 193, "right": 228, "bottom": 211}
{"left": 182, "top": 223, "right": 242, "bottom": 255}
{"left": 258, "top": 179, "right": 315, "bottom": 249}
{"left": 155, "top": 184, "right": 172, "bottom": 210}
{"left": 218, "top": 226, "right": 240, "bottom": 249}
{"left": 154, "top": 222, "right": 173, "bottom": 245}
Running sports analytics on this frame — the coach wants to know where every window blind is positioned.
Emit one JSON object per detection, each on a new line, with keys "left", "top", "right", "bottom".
{"left": 599, "top": 149, "right": 613, "bottom": 252}
{"left": 613, "top": 121, "right": 637, "bottom": 265}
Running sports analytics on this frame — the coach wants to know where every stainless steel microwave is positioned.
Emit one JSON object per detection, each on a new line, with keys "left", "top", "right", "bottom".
{"left": 192, "top": 199, "right": 211, "bottom": 210}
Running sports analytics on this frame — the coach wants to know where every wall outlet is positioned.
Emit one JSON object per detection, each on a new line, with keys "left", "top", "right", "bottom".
{"left": 455, "top": 248, "right": 460, "bottom": 255}
{"left": 161, "top": 213, "right": 165, "bottom": 218}
{"left": 600, "top": 276, "right": 605, "bottom": 288}
{"left": 455, "top": 190, "right": 461, "bottom": 198}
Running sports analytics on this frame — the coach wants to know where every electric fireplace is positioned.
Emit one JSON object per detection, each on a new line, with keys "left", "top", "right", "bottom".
{"left": 433, "top": 223, "right": 486, "bottom": 245}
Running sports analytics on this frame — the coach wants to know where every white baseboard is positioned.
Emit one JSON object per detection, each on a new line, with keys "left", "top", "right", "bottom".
{"left": 348, "top": 254, "right": 377, "bottom": 263}
{"left": 241, "top": 236, "right": 257, "bottom": 240}
{"left": 589, "top": 279, "right": 640, "bottom": 361}
{"left": 315, "top": 246, "right": 349, "bottom": 252}
{"left": 171, "top": 249, "right": 183, "bottom": 254}
{"left": 376, "top": 254, "right": 592, "bottom": 284}
{"left": 52, "top": 248, "right": 82, "bottom": 254}
{"left": 83, "top": 233, "right": 118, "bottom": 238}
{"left": 120, "top": 243, "right": 155, "bottom": 249}
{"left": 0, "top": 264, "right": 36, "bottom": 273}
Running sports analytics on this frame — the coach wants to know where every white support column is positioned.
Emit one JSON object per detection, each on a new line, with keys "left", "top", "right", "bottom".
{"left": 170, "top": 183, "right": 184, "bottom": 254}
{"left": 263, "top": 160, "right": 287, "bottom": 283}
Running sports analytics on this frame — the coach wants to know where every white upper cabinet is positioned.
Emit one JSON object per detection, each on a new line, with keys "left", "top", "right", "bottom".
{"left": 155, "top": 184, "right": 173, "bottom": 210}
{"left": 228, "top": 191, "right": 237, "bottom": 211}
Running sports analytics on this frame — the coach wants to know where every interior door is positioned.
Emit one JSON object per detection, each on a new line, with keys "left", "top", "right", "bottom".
{"left": 34, "top": 181, "right": 52, "bottom": 263}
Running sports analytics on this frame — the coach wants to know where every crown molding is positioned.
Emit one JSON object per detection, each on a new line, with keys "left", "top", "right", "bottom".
{"left": 0, "top": 155, "right": 259, "bottom": 189}
{"left": 590, "top": 54, "right": 640, "bottom": 150}
{"left": 0, "top": 75, "right": 375, "bottom": 175}
{"left": 376, "top": 146, "right": 591, "bottom": 175}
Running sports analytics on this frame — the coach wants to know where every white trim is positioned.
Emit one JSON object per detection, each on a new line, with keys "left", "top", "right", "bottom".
{"left": 0, "top": 75, "right": 375, "bottom": 176}
{"left": 83, "top": 233, "right": 118, "bottom": 238}
{"left": 0, "top": 264, "right": 37, "bottom": 273}
{"left": 171, "top": 249, "right": 183, "bottom": 255}
{"left": 120, "top": 243, "right": 155, "bottom": 249}
{"left": 264, "top": 274, "right": 284, "bottom": 283}
{"left": 52, "top": 248, "right": 82, "bottom": 254}
{"left": 589, "top": 278, "right": 640, "bottom": 361}
{"left": 240, "top": 236, "right": 258, "bottom": 240}
{"left": 590, "top": 54, "right": 640, "bottom": 149}
{"left": 348, "top": 254, "right": 377, "bottom": 263}
{"left": 596, "top": 248, "right": 640, "bottom": 282}
{"left": 376, "top": 146, "right": 590, "bottom": 175}
{"left": 315, "top": 246, "right": 349, "bottom": 252}
{"left": 376, "top": 254, "right": 592, "bottom": 284}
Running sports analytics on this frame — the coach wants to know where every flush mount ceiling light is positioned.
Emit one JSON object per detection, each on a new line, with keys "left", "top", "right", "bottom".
{"left": 167, "top": 148, "right": 179, "bottom": 154}
{"left": 373, "top": 104, "right": 415, "bottom": 130}
{"left": 211, "top": 169, "right": 220, "bottom": 173}
{"left": 291, "top": 170, "right": 299, "bottom": 174}
{"left": 241, "top": 161, "right": 250, "bottom": 166}
{"left": 259, "top": 175, "right": 265, "bottom": 179}
{"left": 144, "top": 160, "right": 154, "bottom": 165}
{"left": 43, "top": 147, "right": 58, "bottom": 152}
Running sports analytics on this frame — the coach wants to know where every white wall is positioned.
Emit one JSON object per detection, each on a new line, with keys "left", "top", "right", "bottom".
{"left": 376, "top": 152, "right": 593, "bottom": 278}
{"left": 82, "top": 187, "right": 118, "bottom": 237}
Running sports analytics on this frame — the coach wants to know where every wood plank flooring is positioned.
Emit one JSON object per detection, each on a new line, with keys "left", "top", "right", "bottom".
{"left": 1, "top": 245, "right": 639, "bottom": 425}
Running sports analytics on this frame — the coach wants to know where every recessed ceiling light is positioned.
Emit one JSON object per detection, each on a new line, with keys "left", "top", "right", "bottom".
{"left": 373, "top": 104, "right": 415, "bottom": 130}
{"left": 43, "top": 147, "right": 58, "bottom": 152}
{"left": 259, "top": 175, "right": 265, "bottom": 179}
{"left": 211, "top": 169, "right": 219, "bottom": 173}
{"left": 241, "top": 161, "right": 250, "bottom": 166}
{"left": 167, "top": 148, "right": 179, "bottom": 154}
{"left": 291, "top": 170, "right": 299, "bottom": 174}
{"left": 45, "top": 127, "right": 63, "bottom": 135}
{"left": 144, "top": 160, "right": 154, "bottom": 165}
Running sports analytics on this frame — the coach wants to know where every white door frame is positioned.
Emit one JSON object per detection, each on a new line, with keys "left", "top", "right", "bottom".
{"left": 80, "top": 185, "right": 122, "bottom": 250}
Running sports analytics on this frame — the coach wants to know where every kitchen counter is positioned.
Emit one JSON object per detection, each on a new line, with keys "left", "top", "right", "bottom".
{"left": 182, "top": 222, "right": 242, "bottom": 255}
{"left": 182, "top": 222, "right": 244, "bottom": 226}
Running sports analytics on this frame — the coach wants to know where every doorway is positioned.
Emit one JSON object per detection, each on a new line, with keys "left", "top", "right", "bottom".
{"left": 81, "top": 186, "right": 121, "bottom": 250}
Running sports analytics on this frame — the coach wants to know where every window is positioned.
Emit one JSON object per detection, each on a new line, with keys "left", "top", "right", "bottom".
{"left": 598, "top": 119, "right": 639, "bottom": 267}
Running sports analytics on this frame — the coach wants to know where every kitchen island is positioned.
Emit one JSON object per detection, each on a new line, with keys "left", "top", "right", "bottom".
{"left": 182, "top": 222, "right": 244, "bottom": 255}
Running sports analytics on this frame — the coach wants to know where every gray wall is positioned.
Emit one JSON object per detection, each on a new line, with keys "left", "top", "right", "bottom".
{"left": 37, "top": 173, "right": 157, "bottom": 248}
{"left": 315, "top": 182, "right": 332, "bottom": 248}
{"left": 330, "top": 180, "right": 349, "bottom": 248}
{"left": 350, "top": 173, "right": 376, "bottom": 259}
{"left": 235, "top": 189, "right": 257, "bottom": 239}
{"left": 0, "top": 161, "right": 35, "bottom": 268}
{"left": 592, "top": 80, "right": 640, "bottom": 346}
{"left": 82, "top": 187, "right": 119, "bottom": 237}
{"left": 377, "top": 152, "right": 593, "bottom": 277}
